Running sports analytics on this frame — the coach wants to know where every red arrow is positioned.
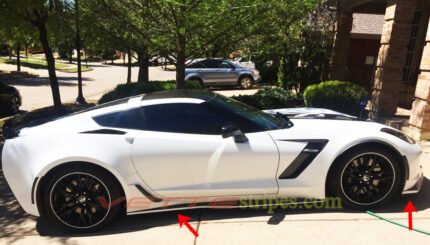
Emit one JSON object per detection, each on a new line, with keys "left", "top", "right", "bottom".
{"left": 178, "top": 214, "right": 199, "bottom": 237}
{"left": 403, "top": 201, "right": 417, "bottom": 230}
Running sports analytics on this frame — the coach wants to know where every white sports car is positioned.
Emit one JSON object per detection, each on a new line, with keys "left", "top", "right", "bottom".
{"left": 2, "top": 90, "right": 424, "bottom": 232}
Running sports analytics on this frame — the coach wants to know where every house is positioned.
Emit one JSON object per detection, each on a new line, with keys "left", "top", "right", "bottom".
{"left": 330, "top": 0, "right": 430, "bottom": 140}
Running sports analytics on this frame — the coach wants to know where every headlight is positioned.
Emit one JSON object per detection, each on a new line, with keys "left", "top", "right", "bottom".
{"left": 381, "top": 128, "right": 416, "bottom": 144}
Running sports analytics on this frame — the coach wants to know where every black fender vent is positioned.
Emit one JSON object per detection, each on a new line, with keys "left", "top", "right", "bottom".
{"left": 278, "top": 139, "right": 329, "bottom": 179}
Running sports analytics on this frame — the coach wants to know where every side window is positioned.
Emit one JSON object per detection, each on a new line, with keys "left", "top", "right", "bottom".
{"left": 209, "top": 60, "right": 224, "bottom": 68}
{"left": 200, "top": 59, "right": 223, "bottom": 68}
{"left": 93, "top": 108, "right": 143, "bottom": 130}
{"left": 187, "top": 61, "right": 205, "bottom": 68}
{"left": 142, "top": 103, "right": 263, "bottom": 134}
{"left": 142, "top": 103, "right": 233, "bottom": 135}
{"left": 220, "top": 61, "right": 233, "bottom": 69}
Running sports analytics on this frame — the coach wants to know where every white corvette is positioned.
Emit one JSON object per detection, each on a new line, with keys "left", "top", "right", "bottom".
{"left": 2, "top": 90, "right": 424, "bottom": 231}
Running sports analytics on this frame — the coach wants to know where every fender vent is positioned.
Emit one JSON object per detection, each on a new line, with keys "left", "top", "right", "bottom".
{"left": 278, "top": 140, "right": 328, "bottom": 179}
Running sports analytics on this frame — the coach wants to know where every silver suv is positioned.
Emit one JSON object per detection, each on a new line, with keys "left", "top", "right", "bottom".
{"left": 185, "top": 59, "right": 261, "bottom": 89}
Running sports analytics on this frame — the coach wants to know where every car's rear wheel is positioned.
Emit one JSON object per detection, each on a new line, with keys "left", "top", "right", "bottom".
{"left": 42, "top": 166, "right": 122, "bottom": 232}
{"left": 9, "top": 95, "right": 20, "bottom": 114}
{"left": 329, "top": 147, "right": 402, "bottom": 209}
{"left": 239, "top": 76, "right": 253, "bottom": 89}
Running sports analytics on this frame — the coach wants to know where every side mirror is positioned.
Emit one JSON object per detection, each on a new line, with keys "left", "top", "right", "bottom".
{"left": 222, "top": 125, "right": 248, "bottom": 143}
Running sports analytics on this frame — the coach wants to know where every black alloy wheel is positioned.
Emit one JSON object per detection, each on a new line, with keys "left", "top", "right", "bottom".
{"left": 330, "top": 147, "right": 402, "bottom": 209}
{"left": 43, "top": 166, "right": 122, "bottom": 232}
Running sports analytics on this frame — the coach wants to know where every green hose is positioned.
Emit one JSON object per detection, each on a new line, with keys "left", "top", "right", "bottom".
{"left": 367, "top": 211, "right": 430, "bottom": 236}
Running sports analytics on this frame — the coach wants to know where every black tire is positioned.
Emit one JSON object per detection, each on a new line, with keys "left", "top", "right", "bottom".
{"left": 42, "top": 165, "right": 123, "bottom": 232}
{"left": 238, "top": 76, "right": 253, "bottom": 89}
{"left": 329, "top": 147, "right": 402, "bottom": 209}
{"left": 9, "top": 95, "right": 20, "bottom": 114}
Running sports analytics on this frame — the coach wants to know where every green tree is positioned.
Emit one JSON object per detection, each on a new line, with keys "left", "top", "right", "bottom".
{"left": 84, "top": 0, "right": 263, "bottom": 88}
{"left": 0, "top": 4, "right": 38, "bottom": 72}
{"left": 251, "top": 0, "right": 333, "bottom": 92}
{"left": 1, "top": 0, "right": 66, "bottom": 109}
{"left": 147, "top": 0, "right": 263, "bottom": 88}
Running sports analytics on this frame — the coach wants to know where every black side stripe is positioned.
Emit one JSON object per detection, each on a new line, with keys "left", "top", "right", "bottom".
{"left": 80, "top": 129, "right": 126, "bottom": 135}
{"left": 135, "top": 185, "right": 163, "bottom": 202}
{"left": 278, "top": 139, "right": 329, "bottom": 179}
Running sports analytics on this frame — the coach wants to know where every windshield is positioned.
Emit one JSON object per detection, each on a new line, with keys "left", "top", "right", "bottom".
{"left": 209, "top": 94, "right": 290, "bottom": 131}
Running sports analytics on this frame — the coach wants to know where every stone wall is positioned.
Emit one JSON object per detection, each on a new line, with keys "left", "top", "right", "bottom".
{"left": 369, "top": 0, "right": 419, "bottom": 118}
{"left": 409, "top": 14, "right": 430, "bottom": 140}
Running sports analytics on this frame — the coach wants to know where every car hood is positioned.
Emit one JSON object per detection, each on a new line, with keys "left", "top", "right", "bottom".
{"left": 264, "top": 107, "right": 395, "bottom": 144}
{"left": 264, "top": 107, "right": 358, "bottom": 120}
{"left": 268, "top": 117, "right": 389, "bottom": 146}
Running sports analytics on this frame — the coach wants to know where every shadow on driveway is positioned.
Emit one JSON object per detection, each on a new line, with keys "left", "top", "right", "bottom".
{"left": 1, "top": 77, "right": 94, "bottom": 87}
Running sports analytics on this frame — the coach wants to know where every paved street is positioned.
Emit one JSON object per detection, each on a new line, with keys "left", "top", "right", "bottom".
{"left": 0, "top": 62, "right": 259, "bottom": 112}
{"left": 0, "top": 145, "right": 429, "bottom": 244}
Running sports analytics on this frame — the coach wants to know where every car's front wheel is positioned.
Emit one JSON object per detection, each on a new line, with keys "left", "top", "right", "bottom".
{"left": 329, "top": 147, "right": 402, "bottom": 209}
{"left": 42, "top": 166, "right": 123, "bottom": 232}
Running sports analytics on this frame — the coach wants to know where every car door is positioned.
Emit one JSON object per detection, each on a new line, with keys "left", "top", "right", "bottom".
{"left": 199, "top": 59, "right": 223, "bottom": 85}
{"left": 131, "top": 102, "right": 280, "bottom": 198}
{"left": 186, "top": 60, "right": 218, "bottom": 86}
{"left": 216, "top": 60, "right": 239, "bottom": 86}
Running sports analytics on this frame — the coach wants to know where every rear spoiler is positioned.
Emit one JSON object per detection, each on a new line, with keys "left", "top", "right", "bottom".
{"left": 1, "top": 104, "right": 95, "bottom": 140}
{"left": 1, "top": 115, "right": 61, "bottom": 140}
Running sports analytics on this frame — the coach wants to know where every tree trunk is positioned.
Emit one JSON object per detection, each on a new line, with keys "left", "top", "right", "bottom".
{"left": 35, "top": 21, "right": 62, "bottom": 110}
{"left": 16, "top": 45, "right": 21, "bottom": 72}
{"left": 69, "top": 46, "right": 73, "bottom": 64}
{"left": 25, "top": 46, "right": 28, "bottom": 59}
{"left": 137, "top": 50, "right": 149, "bottom": 83}
{"left": 176, "top": 35, "right": 186, "bottom": 89}
{"left": 75, "top": 0, "right": 86, "bottom": 104}
{"left": 127, "top": 48, "right": 132, "bottom": 84}
{"left": 9, "top": 47, "right": 12, "bottom": 60}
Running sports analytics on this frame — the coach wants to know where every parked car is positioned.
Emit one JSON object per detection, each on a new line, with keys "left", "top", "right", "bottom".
{"left": 232, "top": 56, "right": 255, "bottom": 69}
{"left": 2, "top": 90, "right": 423, "bottom": 232}
{"left": 148, "top": 56, "right": 174, "bottom": 67}
{"left": 0, "top": 82, "right": 21, "bottom": 114}
{"left": 185, "top": 58, "right": 261, "bottom": 89}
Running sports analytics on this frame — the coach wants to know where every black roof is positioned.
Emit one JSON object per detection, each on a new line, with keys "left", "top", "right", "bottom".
{"left": 142, "top": 89, "right": 216, "bottom": 102}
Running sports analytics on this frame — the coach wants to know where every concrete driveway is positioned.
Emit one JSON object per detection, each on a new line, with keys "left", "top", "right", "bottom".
{"left": 0, "top": 62, "right": 259, "bottom": 112}
{"left": 1, "top": 145, "right": 430, "bottom": 244}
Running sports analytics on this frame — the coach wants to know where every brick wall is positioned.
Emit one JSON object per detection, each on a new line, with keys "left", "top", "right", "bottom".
{"left": 409, "top": 13, "right": 430, "bottom": 140}
{"left": 369, "top": 0, "right": 420, "bottom": 118}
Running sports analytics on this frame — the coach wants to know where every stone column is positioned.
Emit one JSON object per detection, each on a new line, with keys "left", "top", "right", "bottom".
{"left": 409, "top": 14, "right": 430, "bottom": 140}
{"left": 330, "top": 8, "right": 353, "bottom": 81}
{"left": 369, "top": 0, "right": 419, "bottom": 118}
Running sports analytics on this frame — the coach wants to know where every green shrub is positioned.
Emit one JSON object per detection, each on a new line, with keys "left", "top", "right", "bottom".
{"left": 98, "top": 80, "right": 201, "bottom": 104}
{"left": 232, "top": 87, "right": 303, "bottom": 110}
{"left": 303, "top": 80, "right": 368, "bottom": 116}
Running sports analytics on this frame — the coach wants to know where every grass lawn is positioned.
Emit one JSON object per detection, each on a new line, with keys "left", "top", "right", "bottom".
{"left": 0, "top": 57, "right": 92, "bottom": 72}
{"left": 56, "top": 66, "right": 92, "bottom": 73}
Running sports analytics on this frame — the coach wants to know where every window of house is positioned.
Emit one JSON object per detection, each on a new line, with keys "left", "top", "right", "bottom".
{"left": 365, "top": 56, "right": 375, "bottom": 66}
{"left": 403, "top": 11, "right": 421, "bottom": 84}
